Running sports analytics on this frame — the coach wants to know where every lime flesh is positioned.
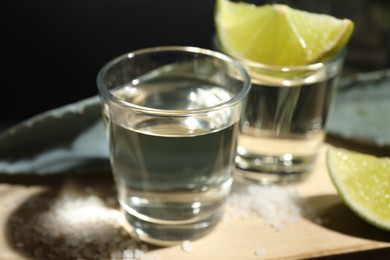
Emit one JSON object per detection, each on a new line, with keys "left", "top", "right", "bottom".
{"left": 215, "top": 0, "right": 354, "bottom": 66}
{"left": 327, "top": 147, "right": 390, "bottom": 231}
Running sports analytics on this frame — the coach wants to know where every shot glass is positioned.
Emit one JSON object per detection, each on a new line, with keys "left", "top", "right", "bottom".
{"left": 233, "top": 51, "right": 346, "bottom": 185}
{"left": 96, "top": 46, "right": 250, "bottom": 245}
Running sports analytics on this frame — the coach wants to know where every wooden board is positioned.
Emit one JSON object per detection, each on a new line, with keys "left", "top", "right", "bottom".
{"left": 0, "top": 144, "right": 389, "bottom": 259}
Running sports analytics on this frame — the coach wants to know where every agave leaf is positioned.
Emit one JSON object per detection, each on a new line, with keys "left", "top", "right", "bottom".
{"left": 0, "top": 96, "right": 110, "bottom": 175}
{"left": 327, "top": 69, "right": 390, "bottom": 147}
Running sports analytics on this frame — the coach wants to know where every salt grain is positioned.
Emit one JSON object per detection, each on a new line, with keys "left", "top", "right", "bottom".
{"left": 10, "top": 193, "right": 149, "bottom": 260}
{"left": 181, "top": 240, "right": 193, "bottom": 253}
{"left": 123, "top": 248, "right": 134, "bottom": 258}
{"left": 227, "top": 181, "right": 306, "bottom": 230}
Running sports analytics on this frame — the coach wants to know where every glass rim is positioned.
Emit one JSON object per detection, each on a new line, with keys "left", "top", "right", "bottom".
{"left": 237, "top": 49, "right": 347, "bottom": 72}
{"left": 212, "top": 35, "right": 347, "bottom": 72}
{"left": 96, "top": 46, "right": 251, "bottom": 116}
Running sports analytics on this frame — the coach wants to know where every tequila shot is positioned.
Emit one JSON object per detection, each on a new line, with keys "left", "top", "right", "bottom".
{"left": 235, "top": 52, "right": 345, "bottom": 184}
{"left": 96, "top": 46, "right": 250, "bottom": 245}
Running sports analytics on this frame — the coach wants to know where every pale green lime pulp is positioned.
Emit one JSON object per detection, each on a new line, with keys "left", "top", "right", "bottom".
{"left": 327, "top": 147, "right": 390, "bottom": 231}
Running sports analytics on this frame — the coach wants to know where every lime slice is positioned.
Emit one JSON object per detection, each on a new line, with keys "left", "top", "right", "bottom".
{"left": 327, "top": 147, "right": 390, "bottom": 231}
{"left": 215, "top": 0, "right": 354, "bottom": 66}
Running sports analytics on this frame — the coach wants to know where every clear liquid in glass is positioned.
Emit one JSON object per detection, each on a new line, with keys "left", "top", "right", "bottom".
{"left": 236, "top": 73, "right": 338, "bottom": 184}
{"left": 106, "top": 77, "right": 239, "bottom": 244}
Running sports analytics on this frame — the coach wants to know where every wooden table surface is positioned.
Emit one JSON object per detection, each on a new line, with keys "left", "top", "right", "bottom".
{"left": 0, "top": 139, "right": 389, "bottom": 260}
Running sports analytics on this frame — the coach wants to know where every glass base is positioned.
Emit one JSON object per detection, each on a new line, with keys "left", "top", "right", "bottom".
{"left": 120, "top": 206, "right": 224, "bottom": 246}
{"left": 235, "top": 153, "right": 316, "bottom": 185}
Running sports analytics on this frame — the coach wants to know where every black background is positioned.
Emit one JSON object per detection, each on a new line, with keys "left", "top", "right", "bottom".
{"left": 1, "top": 0, "right": 216, "bottom": 122}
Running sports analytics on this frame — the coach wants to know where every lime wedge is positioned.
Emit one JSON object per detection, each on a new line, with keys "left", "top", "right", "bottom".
{"left": 214, "top": 0, "right": 354, "bottom": 66}
{"left": 327, "top": 147, "right": 390, "bottom": 231}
